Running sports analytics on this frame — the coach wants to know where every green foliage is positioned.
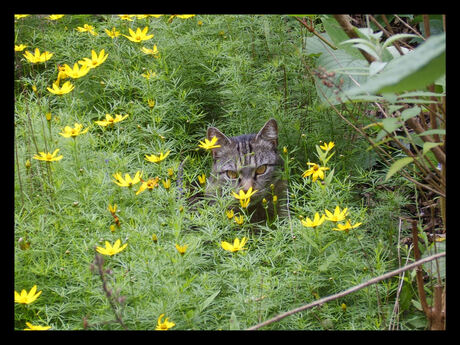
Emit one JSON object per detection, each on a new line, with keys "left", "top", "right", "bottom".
{"left": 14, "top": 14, "right": 435, "bottom": 331}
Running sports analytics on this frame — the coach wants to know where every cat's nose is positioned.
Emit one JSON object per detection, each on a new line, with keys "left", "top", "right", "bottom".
{"left": 240, "top": 178, "right": 253, "bottom": 192}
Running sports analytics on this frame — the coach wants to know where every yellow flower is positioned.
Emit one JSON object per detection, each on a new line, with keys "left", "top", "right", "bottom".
{"left": 225, "top": 209, "right": 234, "bottom": 219}
{"left": 152, "top": 234, "right": 158, "bottom": 243}
{"left": 123, "top": 27, "right": 154, "bottom": 43}
{"left": 47, "top": 81, "right": 74, "bottom": 95}
{"left": 239, "top": 198, "right": 250, "bottom": 208}
{"left": 32, "top": 149, "right": 63, "bottom": 162}
{"left": 147, "top": 99, "right": 155, "bottom": 108}
{"left": 76, "top": 24, "right": 97, "bottom": 36}
{"left": 141, "top": 70, "right": 157, "bottom": 79}
{"left": 113, "top": 171, "right": 142, "bottom": 187}
{"left": 233, "top": 214, "right": 244, "bottom": 225}
{"left": 14, "top": 285, "right": 42, "bottom": 304}
{"left": 155, "top": 314, "right": 175, "bottom": 330}
{"left": 24, "top": 322, "right": 51, "bottom": 331}
{"left": 78, "top": 49, "right": 108, "bottom": 69}
{"left": 105, "top": 27, "right": 121, "bottom": 38}
{"left": 198, "top": 136, "right": 221, "bottom": 150}
{"left": 15, "top": 15, "right": 30, "bottom": 20}
{"left": 221, "top": 237, "right": 248, "bottom": 252}
{"left": 145, "top": 151, "right": 170, "bottom": 163}
{"left": 231, "top": 187, "right": 257, "bottom": 201}
{"left": 95, "top": 114, "right": 129, "bottom": 127}
{"left": 63, "top": 63, "right": 90, "bottom": 79}
{"left": 197, "top": 174, "right": 206, "bottom": 185}
{"left": 300, "top": 212, "right": 326, "bottom": 228}
{"left": 23, "top": 48, "right": 53, "bottom": 63}
{"left": 332, "top": 220, "right": 362, "bottom": 232}
{"left": 162, "top": 178, "right": 171, "bottom": 190}
{"left": 320, "top": 141, "right": 335, "bottom": 152}
{"left": 141, "top": 44, "right": 160, "bottom": 58}
{"left": 59, "top": 123, "right": 89, "bottom": 138}
{"left": 302, "top": 163, "right": 329, "bottom": 182}
{"left": 324, "top": 206, "right": 348, "bottom": 222}
{"left": 175, "top": 244, "right": 188, "bottom": 255}
{"left": 96, "top": 239, "right": 128, "bottom": 256}
{"left": 136, "top": 176, "right": 160, "bottom": 195}
{"left": 15, "top": 44, "right": 27, "bottom": 52}
{"left": 108, "top": 203, "right": 117, "bottom": 214}
{"left": 117, "top": 14, "right": 134, "bottom": 21}
{"left": 168, "top": 15, "right": 196, "bottom": 22}
{"left": 46, "top": 15, "right": 64, "bottom": 20}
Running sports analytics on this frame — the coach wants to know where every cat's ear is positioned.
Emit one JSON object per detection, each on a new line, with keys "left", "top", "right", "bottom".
{"left": 255, "top": 119, "right": 278, "bottom": 147}
{"left": 207, "top": 127, "right": 231, "bottom": 158}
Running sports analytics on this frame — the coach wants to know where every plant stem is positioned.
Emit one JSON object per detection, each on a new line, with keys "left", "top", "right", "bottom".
{"left": 247, "top": 252, "right": 445, "bottom": 330}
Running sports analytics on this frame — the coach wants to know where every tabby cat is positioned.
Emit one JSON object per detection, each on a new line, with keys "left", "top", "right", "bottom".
{"left": 205, "top": 119, "right": 286, "bottom": 223}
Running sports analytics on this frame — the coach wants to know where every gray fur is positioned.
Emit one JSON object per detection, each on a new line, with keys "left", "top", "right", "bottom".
{"left": 206, "top": 119, "right": 286, "bottom": 222}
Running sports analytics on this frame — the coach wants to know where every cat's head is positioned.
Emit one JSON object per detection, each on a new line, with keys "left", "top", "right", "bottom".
{"left": 207, "top": 119, "right": 282, "bottom": 200}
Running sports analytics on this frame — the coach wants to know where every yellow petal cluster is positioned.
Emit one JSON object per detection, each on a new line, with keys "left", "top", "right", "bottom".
{"left": 96, "top": 239, "right": 128, "bottom": 256}
{"left": 145, "top": 151, "right": 170, "bottom": 163}
{"left": 95, "top": 114, "right": 129, "bottom": 127}
{"left": 221, "top": 237, "right": 247, "bottom": 252}
{"left": 59, "top": 123, "right": 89, "bottom": 138}
{"left": 23, "top": 48, "right": 53, "bottom": 63}
{"left": 113, "top": 171, "right": 142, "bottom": 187}
{"left": 155, "top": 314, "right": 175, "bottom": 330}
{"left": 14, "top": 285, "right": 42, "bottom": 304}
{"left": 123, "top": 27, "right": 154, "bottom": 43}
{"left": 198, "top": 136, "right": 221, "bottom": 150}
{"left": 32, "top": 149, "right": 63, "bottom": 162}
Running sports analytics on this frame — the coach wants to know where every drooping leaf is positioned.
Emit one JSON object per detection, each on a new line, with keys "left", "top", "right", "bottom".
{"left": 422, "top": 142, "right": 442, "bottom": 156}
{"left": 385, "top": 157, "right": 414, "bottom": 181}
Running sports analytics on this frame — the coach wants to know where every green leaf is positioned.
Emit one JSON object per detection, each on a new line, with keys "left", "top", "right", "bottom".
{"left": 199, "top": 290, "right": 220, "bottom": 312}
{"left": 385, "top": 157, "right": 414, "bottom": 181}
{"left": 346, "top": 33, "right": 445, "bottom": 95}
{"left": 381, "top": 33, "right": 418, "bottom": 50}
{"left": 415, "top": 129, "right": 445, "bottom": 137}
{"left": 229, "top": 312, "right": 240, "bottom": 330}
{"left": 381, "top": 117, "right": 401, "bottom": 133}
{"left": 401, "top": 106, "right": 421, "bottom": 121}
{"left": 422, "top": 142, "right": 442, "bottom": 155}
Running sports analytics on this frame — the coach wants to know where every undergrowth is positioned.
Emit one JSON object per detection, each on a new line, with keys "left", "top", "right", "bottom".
{"left": 14, "top": 14, "right": 427, "bottom": 330}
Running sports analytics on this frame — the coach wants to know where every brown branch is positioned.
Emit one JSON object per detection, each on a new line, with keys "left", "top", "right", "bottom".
{"left": 332, "top": 15, "right": 376, "bottom": 64}
{"left": 247, "top": 252, "right": 445, "bottom": 330}
{"left": 294, "top": 16, "right": 337, "bottom": 50}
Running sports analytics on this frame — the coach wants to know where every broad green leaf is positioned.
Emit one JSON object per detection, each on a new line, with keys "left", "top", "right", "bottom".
{"left": 369, "top": 61, "right": 387, "bottom": 76}
{"left": 346, "top": 33, "right": 445, "bottom": 95}
{"left": 381, "top": 117, "right": 401, "bottom": 133}
{"left": 401, "top": 106, "right": 421, "bottom": 121}
{"left": 422, "top": 142, "right": 442, "bottom": 155}
{"left": 306, "top": 35, "right": 368, "bottom": 105}
{"left": 321, "top": 16, "right": 365, "bottom": 60}
{"left": 385, "top": 157, "right": 414, "bottom": 181}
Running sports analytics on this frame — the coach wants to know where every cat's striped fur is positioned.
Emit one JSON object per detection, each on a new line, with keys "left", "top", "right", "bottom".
{"left": 206, "top": 119, "right": 286, "bottom": 223}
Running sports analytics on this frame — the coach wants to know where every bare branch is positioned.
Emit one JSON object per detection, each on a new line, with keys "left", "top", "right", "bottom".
{"left": 247, "top": 252, "right": 445, "bottom": 330}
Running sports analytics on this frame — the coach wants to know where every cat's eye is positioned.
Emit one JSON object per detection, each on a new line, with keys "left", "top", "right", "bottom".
{"left": 255, "top": 165, "right": 267, "bottom": 175}
{"left": 226, "top": 170, "right": 238, "bottom": 179}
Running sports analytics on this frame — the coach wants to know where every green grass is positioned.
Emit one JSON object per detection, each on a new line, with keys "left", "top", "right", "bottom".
{"left": 14, "top": 14, "right": 425, "bottom": 330}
